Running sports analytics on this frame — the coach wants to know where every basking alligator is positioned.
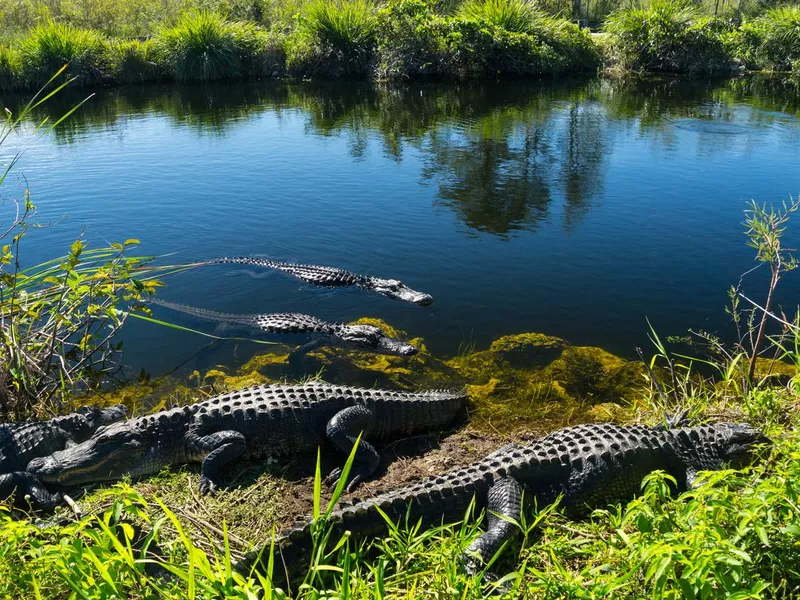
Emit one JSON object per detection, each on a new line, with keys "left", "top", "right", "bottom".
{"left": 0, "top": 405, "right": 126, "bottom": 509}
{"left": 250, "top": 421, "right": 767, "bottom": 583}
{"left": 29, "top": 383, "right": 465, "bottom": 495}
{"left": 205, "top": 257, "right": 434, "bottom": 306}
{"left": 152, "top": 299, "right": 419, "bottom": 357}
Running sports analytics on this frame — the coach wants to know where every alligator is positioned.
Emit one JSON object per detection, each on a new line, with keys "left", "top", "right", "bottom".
{"left": 246, "top": 421, "right": 768, "bottom": 586}
{"left": 0, "top": 471, "right": 62, "bottom": 511}
{"left": 29, "top": 383, "right": 465, "bottom": 495}
{"left": 0, "top": 405, "right": 126, "bottom": 509}
{"left": 204, "top": 257, "right": 434, "bottom": 306}
{"left": 151, "top": 299, "right": 419, "bottom": 357}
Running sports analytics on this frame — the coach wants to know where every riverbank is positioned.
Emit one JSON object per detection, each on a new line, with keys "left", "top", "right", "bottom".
{"left": 1, "top": 321, "right": 798, "bottom": 598}
{"left": 0, "top": 0, "right": 798, "bottom": 90}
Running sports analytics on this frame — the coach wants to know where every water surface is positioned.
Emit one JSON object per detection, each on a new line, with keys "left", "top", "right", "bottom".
{"left": 2, "top": 76, "right": 799, "bottom": 377}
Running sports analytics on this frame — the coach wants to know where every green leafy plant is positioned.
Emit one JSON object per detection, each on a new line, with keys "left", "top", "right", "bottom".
{"left": 604, "top": 0, "right": 733, "bottom": 74}
{"left": 0, "top": 73, "right": 179, "bottom": 418}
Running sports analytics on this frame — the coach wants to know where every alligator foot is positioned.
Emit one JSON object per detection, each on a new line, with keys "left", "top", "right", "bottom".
{"left": 325, "top": 405, "right": 381, "bottom": 491}
{"left": 0, "top": 471, "right": 62, "bottom": 512}
{"left": 463, "top": 477, "right": 522, "bottom": 585}
{"left": 193, "top": 429, "right": 248, "bottom": 495}
{"left": 323, "top": 464, "right": 373, "bottom": 493}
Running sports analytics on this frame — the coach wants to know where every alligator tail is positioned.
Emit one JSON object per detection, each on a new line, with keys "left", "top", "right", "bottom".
{"left": 151, "top": 299, "right": 259, "bottom": 327}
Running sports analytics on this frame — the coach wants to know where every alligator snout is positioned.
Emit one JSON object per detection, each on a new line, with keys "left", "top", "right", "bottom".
{"left": 26, "top": 455, "right": 59, "bottom": 482}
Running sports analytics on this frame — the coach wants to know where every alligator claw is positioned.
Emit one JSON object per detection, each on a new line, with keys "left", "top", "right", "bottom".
{"left": 323, "top": 468, "right": 342, "bottom": 489}
{"left": 199, "top": 477, "right": 216, "bottom": 495}
{"left": 324, "top": 468, "right": 366, "bottom": 492}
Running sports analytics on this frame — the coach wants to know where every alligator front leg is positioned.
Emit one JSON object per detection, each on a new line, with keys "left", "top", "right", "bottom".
{"left": 287, "top": 339, "right": 324, "bottom": 372}
{"left": 464, "top": 477, "right": 523, "bottom": 579}
{"left": 189, "top": 431, "right": 247, "bottom": 495}
{"left": 0, "top": 471, "right": 62, "bottom": 511}
{"left": 324, "top": 405, "right": 379, "bottom": 492}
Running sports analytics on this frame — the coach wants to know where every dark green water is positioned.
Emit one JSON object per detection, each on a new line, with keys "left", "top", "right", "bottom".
{"left": 2, "top": 76, "right": 799, "bottom": 376}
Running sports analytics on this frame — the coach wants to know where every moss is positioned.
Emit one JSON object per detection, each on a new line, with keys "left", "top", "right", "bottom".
{"left": 76, "top": 324, "right": 645, "bottom": 438}
{"left": 445, "top": 332, "right": 645, "bottom": 433}
{"left": 487, "top": 332, "right": 568, "bottom": 368}
{"left": 587, "top": 402, "right": 632, "bottom": 422}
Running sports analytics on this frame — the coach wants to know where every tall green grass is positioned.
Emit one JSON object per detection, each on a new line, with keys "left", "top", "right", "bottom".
{"left": 0, "top": 44, "right": 23, "bottom": 90}
{"left": 155, "top": 11, "right": 269, "bottom": 82}
{"left": 288, "top": 0, "right": 378, "bottom": 77}
{"left": 18, "top": 21, "right": 111, "bottom": 87}
{"left": 457, "top": 0, "right": 542, "bottom": 34}
{"left": 110, "top": 39, "right": 162, "bottom": 84}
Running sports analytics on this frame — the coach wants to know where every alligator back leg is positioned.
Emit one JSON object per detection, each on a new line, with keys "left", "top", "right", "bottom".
{"left": 464, "top": 477, "right": 523, "bottom": 577}
{"left": 323, "top": 405, "right": 380, "bottom": 492}
{"left": 191, "top": 431, "right": 248, "bottom": 494}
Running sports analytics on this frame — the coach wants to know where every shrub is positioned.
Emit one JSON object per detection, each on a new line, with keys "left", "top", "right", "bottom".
{"left": 109, "top": 39, "right": 162, "bottom": 84}
{"left": 287, "top": 0, "right": 378, "bottom": 78}
{"left": 604, "top": 0, "right": 733, "bottom": 74}
{"left": 735, "top": 5, "right": 800, "bottom": 71}
{"left": 18, "top": 21, "right": 111, "bottom": 87}
{"left": 0, "top": 44, "right": 23, "bottom": 91}
{"left": 375, "top": 0, "right": 599, "bottom": 79}
{"left": 154, "top": 11, "right": 269, "bottom": 82}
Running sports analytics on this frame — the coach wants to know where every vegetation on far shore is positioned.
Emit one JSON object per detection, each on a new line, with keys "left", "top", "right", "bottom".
{"left": 0, "top": 0, "right": 799, "bottom": 89}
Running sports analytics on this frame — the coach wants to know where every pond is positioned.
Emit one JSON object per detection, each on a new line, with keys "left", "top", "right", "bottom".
{"left": 2, "top": 75, "right": 800, "bottom": 378}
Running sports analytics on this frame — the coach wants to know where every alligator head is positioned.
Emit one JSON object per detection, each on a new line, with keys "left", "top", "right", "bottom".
{"left": 339, "top": 324, "right": 419, "bottom": 356}
{"left": 367, "top": 278, "right": 433, "bottom": 306}
{"left": 714, "top": 422, "right": 771, "bottom": 468}
{"left": 28, "top": 420, "right": 149, "bottom": 487}
{"left": 68, "top": 404, "right": 128, "bottom": 442}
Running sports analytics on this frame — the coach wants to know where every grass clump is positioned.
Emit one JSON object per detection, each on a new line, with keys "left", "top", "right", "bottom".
{"left": 457, "top": 0, "right": 542, "bottom": 34}
{"left": 604, "top": 0, "right": 734, "bottom": 74}
{"left": 0, "top": 44, "right": 23, "bottom": 91}
{"left": 287, "top": 0, "right": 378, "bottom": 78}
{"left": 18, "top": 21, "right": 111, "bottom": 87}
{"left": 109, "top": 39, "right": 162, "bottom": 84}
{"left": 154, "top": 11, "right": 271, "bottom": 82}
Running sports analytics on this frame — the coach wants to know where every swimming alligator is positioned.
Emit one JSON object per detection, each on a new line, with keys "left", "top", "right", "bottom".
{"left": 151, "top": 299, "right": 419, "bottom": 357}
{"left": 0, "top": 405, "right": 126, "bottom": 510}
{"left": 29, "top": 383, "right": 465, "bottom": 495}
{"left": 205, "top": 257, "right": 434, "bottom": 306}
{"left": 247, "top": 421, "right": 767, "bottom": 586}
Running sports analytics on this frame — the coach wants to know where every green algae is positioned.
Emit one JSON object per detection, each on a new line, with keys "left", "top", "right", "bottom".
{"left": 76, "top": 321, "right": 646, "bottom": 436}
{"left": 444, "top": 332, "right": 645, "bottom": 433}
